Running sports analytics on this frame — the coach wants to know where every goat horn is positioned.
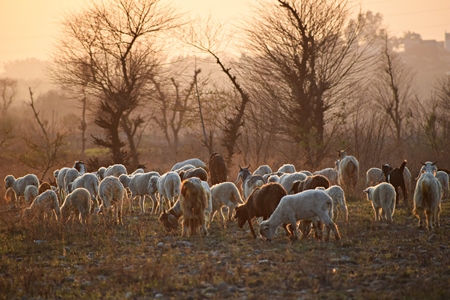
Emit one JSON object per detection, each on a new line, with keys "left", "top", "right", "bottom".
{"left": 420, "top": 162, "right": 426, "bottom": 165}
{"left": 432, "top": 161, "right": 438, "bottom": 165}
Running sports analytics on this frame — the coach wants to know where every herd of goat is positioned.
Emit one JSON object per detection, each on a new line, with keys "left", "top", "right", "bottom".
{"left": 3, "top": 150, "right": 449, "bottom": 241}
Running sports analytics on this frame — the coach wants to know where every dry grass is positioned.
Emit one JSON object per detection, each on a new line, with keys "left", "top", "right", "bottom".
{"left": 0, "top": 198, "right": 449, "bottom": 300}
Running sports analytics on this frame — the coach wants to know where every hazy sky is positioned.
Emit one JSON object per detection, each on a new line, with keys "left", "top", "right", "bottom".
{"left": 1, "top": 0, "right": 449, "bottom": 71}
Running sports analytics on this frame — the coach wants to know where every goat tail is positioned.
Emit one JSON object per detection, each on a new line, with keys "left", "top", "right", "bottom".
{"left": 400, "top": 160, "right": 407, "bottom": 172}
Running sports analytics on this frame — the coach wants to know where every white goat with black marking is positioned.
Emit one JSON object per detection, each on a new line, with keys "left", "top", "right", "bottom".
{"left": 413, "top": 161, "right": 441, "bottom": 229}
{"left": 97, "top": 176, "right": 125, "bottom": 225}
{"left": 210, "top": 182, "right": 244, "bottom": 226}
{"left": 363, "top": 182, "right": 396, "bottom": 223}
{"left": 4, "top": 173, "right": 39, "bottom": 206}
{"left": 259, "top": 190, "right": 341, "bottom": 242}
{"left": 23, "top": 190, "right": 60, "bottom": 222}
{"left": 60, "top": 187, "right": 91, "bottom": 225}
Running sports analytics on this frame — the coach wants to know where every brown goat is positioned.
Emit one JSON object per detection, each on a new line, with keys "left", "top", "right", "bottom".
{"left": 234, "top": 182, "right": 288, "bottom": 238}
{"left": 180, "top": 177, "right": 209, "bottom": 237}
{"left": 38, "top": 182, "right": 53, "bottom": 194}
{"left": 208, "top": 152, "right": 228, "bottom": 185}
{"left": 179, "top": 167, "right": 208, "bottom": 182}
{"left": 292, "top": 174, "right": 330, "bottom": 194}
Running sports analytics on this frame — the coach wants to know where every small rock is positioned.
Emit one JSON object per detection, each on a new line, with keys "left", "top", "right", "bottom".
{"left": 157, "top": 242, "right": 164, "bottom": 248}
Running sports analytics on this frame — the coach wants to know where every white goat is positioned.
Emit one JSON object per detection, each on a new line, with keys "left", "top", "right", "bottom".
{"left": 69, "top": 173, "right": 100, "bottom": 210}
{"left": 97, "top": 164, "right": 127, "bottom": 180}
{"left": 210, "top": 182, "right": 244, "bottom": 226}
{"left": 277, "top": 164, "right": 296, "bottom": 174}
{"left": 63, "top": 168, "right": 81, "bottom": 199}
{"left": 365, "top": 167, "right": 382, "bottom": 188}
{"left": 316, "top": 185, "right": 348, "bottom": 222}
{"left": 413, "top": 161, "right": 441, "bottom": 229}
{"left": 279, "top": 172, "right": 307, "bottom": 194}
{"left": 363, "top": 182, "right": 396, "bottom": 223}
{"left": 23, "top": 190, "right": 61, "bottom": 222}
{"left": 435, "top": 171, "right": 449, "bottom": 200}
{"left": 4, "top": 173, "right": 39, "bottom": 206}
{"left": 336, "top": 149, "right": 360, "bottom": 195}
{"left": 24, "top": 185, "right": 39, "bottom": 205}
{"left": 156, "top": 171, "right": 181, "bottom": 211}
{"left": 119, "top": 171, "right": 160, "bottom": 214}
{"left": 314, "top": 168, "right": 338, "bottom": 185}
{"left": 61, "top": 187, "right": 91, "bottom": 225}
{"left": 170, "top": 158, "right": 206, "bottom": 171}
{"left": 97, "top": 176, "right": 125, "bottom": 225}
{"left": 259, "top": 190, "right": 341, "bottom": 241}
{"left": 253, "top": 165, "right": 273, "bottom": 177}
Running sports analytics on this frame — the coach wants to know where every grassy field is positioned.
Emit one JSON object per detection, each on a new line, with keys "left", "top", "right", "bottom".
{"left": 0, "top": 197, "right": 449, "bottom": 300}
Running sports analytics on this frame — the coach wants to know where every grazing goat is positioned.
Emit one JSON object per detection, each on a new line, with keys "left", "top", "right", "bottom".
{"left": 69, "top": 173, "right": 100, "bottom": 210}
{"left": 62, "top": 168, "right": 81, "bottom": 202}
{"left": 97, "top": 176, "right": 125, "bottom": 225}
{"left": 259, "top": 190, "right": 341, "bottom": 242}
{"left": 179, "top": 177, "right": 209, "bottom": 237}
{"left": 171, "top": 158, "right": 207, "bottom": 172}
{"left": 253, "top": 165, "right": 273, "bottom": 177}
{"left": 159, "top": 200, "right": 182, "bottom": 232}
{"left": 38, "top": 182, "right": 53, "bottom": 194}
{"left": 61, "top": 187, "right": 91, "bottom": 225}
{"left": 4, "top": 173, "right": 39, "bottom": 206}
{"left": 234, "top": 182, "right": 287, "bottom": 238}
{"left": 380, "top": 160, "right": 408, "bottom": 206}
{"left": 336, "top": 148, "right": 359, "bottom": 195}
{"left": 179, "top": 167, "right": 208, "bottom": 182}
{"left": 365, "top": 167, "right": 382, "bottom": 188}
{"left": 363, "top": 182, "right": 396, "bottom": 223}
{"left": 413, "top": 161, "right": 441, "bottom": 229}
{"left": 292, "top": 174, "right": 330, "bottom": 193}
{"left": 23, "top": 190, "right": 60, "bottom": 222}
{"left": 24, "top": 185, "right": 38, "bottom": 205}
{"left": 235, "top": 166, "right": 264, "bottom": 200}
{"left": 278, "top": 172, "right": 307, "bottom": 194}
{"left": 156, "top": 171, "right": 181, "bottom": 211}
{"left": 436, "top": 171, "right": 449, "bottom": 200}
{"left": 208, "top": 152, "right": 227, "bottom": 186}
{"left": 119, "top": 171, "right": 159, "bottom": 213}
{"left": 313, "top": 168, "right": 338, "bottom": 185}
{"left": 277, "top": 164, "right": 296, "bottom": 174}
{"left": 210, "top": 182, "right": 244, "bottom": 226}
{"left": 316, "top": 185, "right": 348, "bottom": 222}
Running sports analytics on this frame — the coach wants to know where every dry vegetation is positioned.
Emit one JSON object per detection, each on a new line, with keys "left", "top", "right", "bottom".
{"left": 1, "top": 172, "right": 449, "bottom": 299}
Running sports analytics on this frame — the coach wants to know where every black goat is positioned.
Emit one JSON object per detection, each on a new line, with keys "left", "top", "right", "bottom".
{"left": 381, "top": 160, "right": 407, "bottom": 206}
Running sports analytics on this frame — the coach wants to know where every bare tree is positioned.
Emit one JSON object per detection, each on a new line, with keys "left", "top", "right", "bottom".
{"left": 240, "top": 0, "right": 376, "bottom": 168}
{"left": 49, "top": 0, "right": 180, "bottom": 166}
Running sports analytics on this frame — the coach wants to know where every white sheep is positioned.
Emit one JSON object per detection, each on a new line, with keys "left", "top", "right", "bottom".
{"left": 259, "top": 190, "right": 341, "bottom": 241}
{"left": 316, "top": 185, "right": 348, "bottom": 222}
{"left": 97, "top": 176, "right": 125, "bottom": 225}
{"left": 24, "top": 185, "right": 39, "bottom": 205}
{"left": 23, "top": 190, "right": 61, "bottom": 222}
{"left": 63, "top": 168, "right": 81, "bottom": 199}
{"left": 156, "top": 171, "right": 181, "bottom": 211}
{"left": 97, "top": 164, "right": 127, "bottom": 180}
{"left": 363, "top": 182, "right": 396, "bottom": 223}
{"left": 403, "top": 167, "right": 412, "bottom": 196}
{"left": 314, "top": 168, "right": 338, "bottom": 185}
{"left": 210, "top": 181, "right": 244, "bottom": 226}
{"left": 201, "top": 180, "right": 213, "bottom": 225}
{"left": 365, "top": 167, "right": 382, "bottom": 188}
{"left": 60, "top": 187, "right": 91, "bottom": 225}
{"left": 119, "top": 171, "right": 160, "bottom": 213}
{"left": 54, "top": 167, "right": 69, "bottom": 202}
{"left": 69, "top": 173, "right": 100, "bottom": 210}
{"left": 277, "top": 164, "right": 296, "bottom": 174}
{"left": 436, "top": 171, "right": 449, "bottom": 200}
{"left": 253, "top": 165, "right": 273, "bottom": 177}
{"left": 413, "top": 161, "right": 441, "bottom": 229}
{"left": 278, "top": 172, "right": 307, "bottom": 194}
{"left": 336, "top": 149, "right": 360, "bottom": 195}
{"left": 170, "top": 158, "right": 206, "bottom": 171}
{"left": 147, "top": 175, "right": 162, "bottom": 214}
{"left": 4, "top": 173, "right": 39, "bottom": 205}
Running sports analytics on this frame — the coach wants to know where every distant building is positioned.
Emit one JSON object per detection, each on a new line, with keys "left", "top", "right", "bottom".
{"left": 446, "top": 32, "right": 450, "bottom": 52}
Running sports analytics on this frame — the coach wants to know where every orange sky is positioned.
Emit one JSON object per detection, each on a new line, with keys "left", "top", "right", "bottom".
{"left": 0, "top": 0, "right": 449, "bottom": 71}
